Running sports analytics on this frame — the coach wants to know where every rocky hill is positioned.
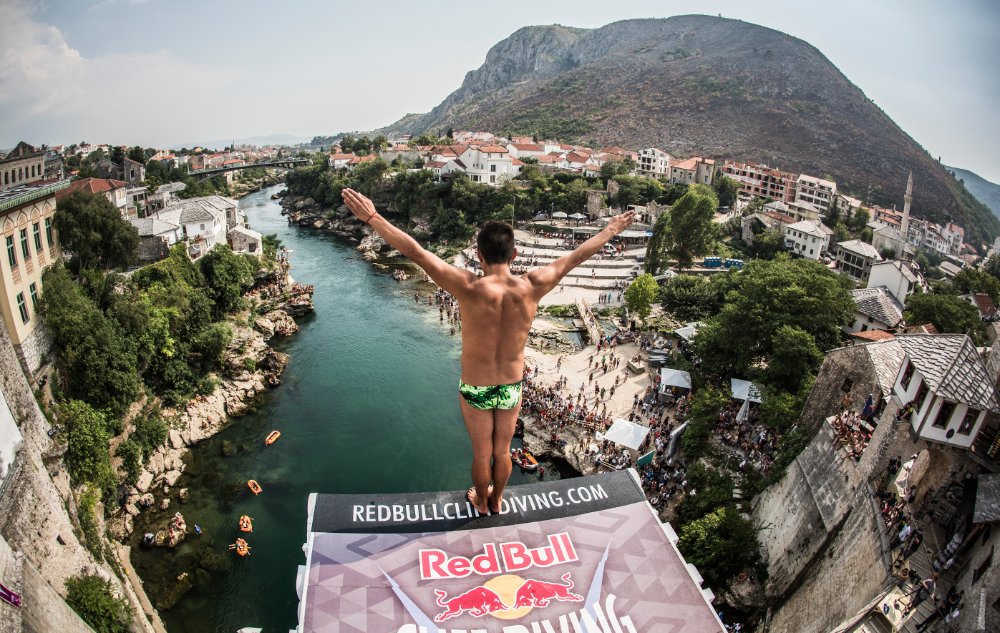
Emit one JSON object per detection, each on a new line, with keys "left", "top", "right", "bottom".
{"left": 948, "top": 166, "right": 1000, "bottom": 221}
{"left": 380, "top": 15, "right": 999, "bottom": 246}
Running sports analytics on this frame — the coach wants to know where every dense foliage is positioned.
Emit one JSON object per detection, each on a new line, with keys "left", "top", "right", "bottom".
{"left": 65, "top": 575, "right": 134, "bottom": 633}
{"left": 659, "top": 274, "right": 723, "bottom": 321}
{"left": 655, "top": 184, "right": 718, "bottom": 270}
{"left": 677, "top": 507, "right": 762, "bottom": 587}
{"left": 624, "top": 273, "right": 659, "bottom": 322}
{"left": 54, "top": 191, "right": 138, "bottom": 272}
{"left": 62, "top": 400, "right": 115, "bottom": 495}
{"left": 693, "top": 256, "right": 854, "bottom": 384}
{"left": 904, "top": 292, "right": 985, "bottom": 342}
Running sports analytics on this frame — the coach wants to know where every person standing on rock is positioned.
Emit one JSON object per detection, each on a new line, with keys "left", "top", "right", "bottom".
{"left": 341, "top": 188, "right": 635, "bottom": 514}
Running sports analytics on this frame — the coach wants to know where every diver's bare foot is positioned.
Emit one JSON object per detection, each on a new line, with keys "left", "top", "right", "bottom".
{"left": 466, "top": 485, "right": 492, "bottom": 515}
{"left": 488, "top": 490, "right": 503, "bottom": 514}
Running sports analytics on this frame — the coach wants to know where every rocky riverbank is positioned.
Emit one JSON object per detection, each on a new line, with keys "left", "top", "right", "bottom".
{"left": 109, "top": 272, "right": 313, "bottom": 542}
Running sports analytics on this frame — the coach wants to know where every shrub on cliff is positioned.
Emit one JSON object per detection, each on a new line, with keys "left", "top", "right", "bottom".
{"left": 62, "top": 400, "right": 115, "bottom": 494}
{"left": 199, "top": 244, "right": 256, "bottom": 319}
{"left": 65, "top": 574, "right": 134, "bottom": 633}
{"left": 677, "top": 507, "right": 762, "bottom": 588}
{"left": 54, "top": 190, "right": 138, "bottom": 272}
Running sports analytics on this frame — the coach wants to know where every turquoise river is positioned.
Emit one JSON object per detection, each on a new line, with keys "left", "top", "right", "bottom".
{"left": 130, "top": 184, "right": 574, "bottom": 633}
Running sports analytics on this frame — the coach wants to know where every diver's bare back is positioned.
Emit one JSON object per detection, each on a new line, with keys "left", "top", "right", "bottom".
{"left": 457, "top": 274, "right": 537, "bottom": 386}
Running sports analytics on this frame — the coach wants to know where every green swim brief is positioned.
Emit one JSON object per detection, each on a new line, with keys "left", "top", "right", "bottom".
{"left": 459, "top": 380, "right": 523, "bottom": 411}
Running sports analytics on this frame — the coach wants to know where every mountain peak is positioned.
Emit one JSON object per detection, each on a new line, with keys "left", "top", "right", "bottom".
{"left": 380, "top": 15, "right": 998, "bottom": 243}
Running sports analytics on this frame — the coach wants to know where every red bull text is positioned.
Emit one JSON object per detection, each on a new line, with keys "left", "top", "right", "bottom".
{"left": 419, "top": 532, "right": 578, "bottom": 580}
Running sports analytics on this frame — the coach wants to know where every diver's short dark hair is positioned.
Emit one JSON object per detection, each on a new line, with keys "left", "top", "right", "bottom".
{"left": 477, "top": 221, "right": 515, "bottom": 264}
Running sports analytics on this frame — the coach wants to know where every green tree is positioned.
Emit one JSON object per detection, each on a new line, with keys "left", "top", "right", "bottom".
{"left": 644, "top": 213, "right": 669, "bottom": 275}
{"left": 65, "top": 575, "right": 134, "bottom": 633}
{"left": 676, "top": 463, "right": 734, "bottom": 524}
{"left": 127, "top": 146, "right": 146, "bottom": 164}
{"left": 659, "top": 183, "right": 689, "bottom": 206}
{"left": 712, "top": 172, "right": 740, "bottom": 208}
{"left": 199, "top": 245, "right": 255, "bottom": 319}
{"left": 849, "top": 208, "right": 871, "bottom": 233}
{"left": 904, "top": 293, "right": 984, "bottom": 340}
{"left": 749, "top": 228, "right": 785, "bottom": 260}
{"left": 624, "top": 273, "right": 659, "bottom": 323}
{"left": 680, "top": 385, "right": 729, "bottom": 460}
{"left": 62, "top": 400, "right": 115, "bottom": 490}
{"left": 764, "top": 325, "right": 823, "bottom": 391}
{"left": 40, "top": 265, "right": 142, "bottom": 415}
{"left": 54, "top": 191, "right": 139, "bottom": 271}
{"left": 953, "top": 268, "right": 1000, "bottom": 303}
{"left": 660, "top": 274, "right": 723, "bottom": 321}
{"left": 694, "top": 257, "right": 853, "bottom": 380}
{"left": 663, "top": 184, "right": 718, "bottom": 270}
{"left": 984, "top": 254, "right": 1000, "bottom": 279}
{"left": 677, "top": 507, "right": 761, "bottom": 587}
{"left": 431, "top": 206, "right": 473, "bottom": 242}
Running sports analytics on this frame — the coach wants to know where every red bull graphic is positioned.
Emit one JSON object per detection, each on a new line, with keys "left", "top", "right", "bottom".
{"left": 433, "top": 585, "right": 508, "bottom": 622}
{"left": 432, "top": 572, "right": 583, "bottom": 623}
{"left": 511, "top": 572, "right": 583, "bottom": 608}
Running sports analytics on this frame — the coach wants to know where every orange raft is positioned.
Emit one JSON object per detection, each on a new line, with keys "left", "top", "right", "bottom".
{"left": 265, "top": 430, "right": 281, "bottom": 446}
{"left": 229, "top": 538, "right": 251, "bottom": 557}
{"left": 239, "top": 515, "right": 253, "bottom": 533}
{"left": 247, "top": 480, "right": 262, "bottom": 495}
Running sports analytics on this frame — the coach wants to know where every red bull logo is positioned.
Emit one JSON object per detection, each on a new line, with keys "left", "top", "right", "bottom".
{"left": 432, "top": 573, "right": 583, "bottom": 623}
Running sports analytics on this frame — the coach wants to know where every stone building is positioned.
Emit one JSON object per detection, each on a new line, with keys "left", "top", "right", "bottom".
{"left": 845, "top": 286, "right": 904, "bottom": 335}
{"left": 0, "top": 143, "right": 46, "bottom": 192}
{"left": 0, "top": 180, "right": 67, "bottom": 375}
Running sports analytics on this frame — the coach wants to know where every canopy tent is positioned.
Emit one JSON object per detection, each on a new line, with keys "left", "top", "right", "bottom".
{"left": 552, "top": 211, "right": 568, "bottom": 219}
{"left": 674, "top": 321, "right": 704, "bottom": 342}
{"left": 659, "top": 368, "right": 692, "bottom": 391}
{"left": 619, "top": 229, "right": 651, "bottom": 239}
{"left": 571, "top": 226, "right": 601, "bottom": 234}
{"left": 532, "top": 213, "right": 548, "bottom": 221}
{"left": 568, "top": 212, "right": 586, "bottom": 220}
{"left": 731, "top": 378, "right": 763, "bottom": 403}
{"left": 598, "top": 419, "right": 651, "bottom": 451}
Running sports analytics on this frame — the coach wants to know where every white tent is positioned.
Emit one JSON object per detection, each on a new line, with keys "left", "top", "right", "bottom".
{"left": 598, "top": 419, "right": 651, "bottom": 451}
{"left": 674, "top": 321, "right": 704, "bottom": 342}
{"left": 731, "top": 378, "right": 763, "bottom": 403}
{"left": 552, "top": 211, "right": 568, "bottom": 219}
{"left": 568, "top": 212, "right": 586, "bottom": 220}
{"left": 659, "top": 368, "right": 692, "bottom": 391}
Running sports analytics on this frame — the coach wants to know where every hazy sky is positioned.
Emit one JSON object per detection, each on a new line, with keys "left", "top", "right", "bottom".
{"left": 2, "top": 0, "right": 998, "bottom": 181}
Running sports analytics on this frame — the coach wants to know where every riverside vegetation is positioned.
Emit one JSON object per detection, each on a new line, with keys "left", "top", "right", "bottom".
{"left": 38, "top": 189, "right": 285, "bottom": 632}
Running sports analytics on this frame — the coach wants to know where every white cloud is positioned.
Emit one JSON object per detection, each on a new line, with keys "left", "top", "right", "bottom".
{"left": 0, "top": 0, "right": 230, "bottom": 147}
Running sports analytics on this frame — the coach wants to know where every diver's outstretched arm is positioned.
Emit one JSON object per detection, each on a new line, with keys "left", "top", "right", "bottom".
{"left": 342, "top": 188, "right": 474, "bottom": 296}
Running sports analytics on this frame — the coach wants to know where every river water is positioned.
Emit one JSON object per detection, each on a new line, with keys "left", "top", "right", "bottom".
{"left": 130, "top": 185, "right": 573, "bottom": 633}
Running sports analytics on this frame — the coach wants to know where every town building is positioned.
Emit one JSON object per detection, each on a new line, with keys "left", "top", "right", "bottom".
{"left": 741, "top": 209, "right": 796, "bottom": 245}
{"left": 783, "top": 220, "right": 832, "bottom": 260}
{"left": 123, "top": 157, "right": 145, "bottom": 185}
{"left": 907, "top": 217, "right": 965, "bottom": 256}
{"left": 867, "top": 259, "right": 919, "bottom": 306}
{"left": 721, "top": 160, "right": 797, "bottom": 202}
{"left": 505, "top": 142, "right": 545, "bottom": 160}
{"left": 0, "top": 180, "right": 68, "bottom": 374}
{"left": 845, "top": 286, "right": 904, "bottom": 334}
{"left": 450, "top": 145, "right": 518, "bottom": 185}
{"left": 227, "top": 226, "right": 263, "bottom": 258}
{"left": 834, "top": 193, "right": 862, "bottom": 216}
{"left": 0, "top": 143, "right": 46, "bottom": 191}
{"left": 57, "top": 177, "right": 130, "bottom": 218}
{"left": 893, "top": 334, "right": 999, "bottom": 449}
{"left": 668, "top": 157, "right": 716, "bottom": 186}
{"left": 794, "top": 174, "right": 837, "bottom": 208}
{"left": 137, "top": 195, "right": 239, "bottom": 260}
{"left": 635, "top": 148, "right": 671, "bottom": 179}
{"left": 835, "top": 239, "right": 882, "bottom": 282}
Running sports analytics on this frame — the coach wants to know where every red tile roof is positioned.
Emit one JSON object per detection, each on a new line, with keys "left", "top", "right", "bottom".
{"left": 851, "top": 330, "right": 896, "bottom": 342}
{"left": 57, "top": 177, "right": 126, "bottom": 199}
{"left": 972, "top": 293, "right": 997, "bottom": 318}
{"left": 329, "top": 153, "right": 355, "bottom": 161}
{"left": 511, "top": 143, "right": 543, "bottom": 152}
{"left": 511, "top": 157, "right": 525, "bottom": 166}
{"left": 477, "top": 145, "right": 509, "bottom": 154}
{"left": 566, "top": 152, "right": 590, "bottom": 163}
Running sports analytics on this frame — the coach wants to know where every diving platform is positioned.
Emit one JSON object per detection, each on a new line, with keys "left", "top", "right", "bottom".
{"left": 293, "top": 470, "right": 724, "bottom": 632}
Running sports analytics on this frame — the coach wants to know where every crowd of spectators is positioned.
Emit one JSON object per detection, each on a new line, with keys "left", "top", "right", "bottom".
{"left": 714, "top": 400, "right": 777, "bottom": 473}
{"left": 830, "top": 409, "right": 874, "bottom": 461}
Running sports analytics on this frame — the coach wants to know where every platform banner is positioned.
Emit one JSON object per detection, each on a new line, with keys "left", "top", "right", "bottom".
{"left": 298, "top": 470, "right": 723, "bottom": 632}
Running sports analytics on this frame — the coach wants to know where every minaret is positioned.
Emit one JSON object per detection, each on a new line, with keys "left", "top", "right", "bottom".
{"left": 901, "top": 170, "right": 913, "bottom": 240}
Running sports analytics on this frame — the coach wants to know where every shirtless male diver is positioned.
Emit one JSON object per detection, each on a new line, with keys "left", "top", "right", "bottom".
{"left": 341, "top": 188, "right": 636, "bottom": 514}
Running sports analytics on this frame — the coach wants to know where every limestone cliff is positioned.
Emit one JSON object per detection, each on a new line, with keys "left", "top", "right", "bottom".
{"left": 0, "top": 318, "right": 162, "bottom": 632}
